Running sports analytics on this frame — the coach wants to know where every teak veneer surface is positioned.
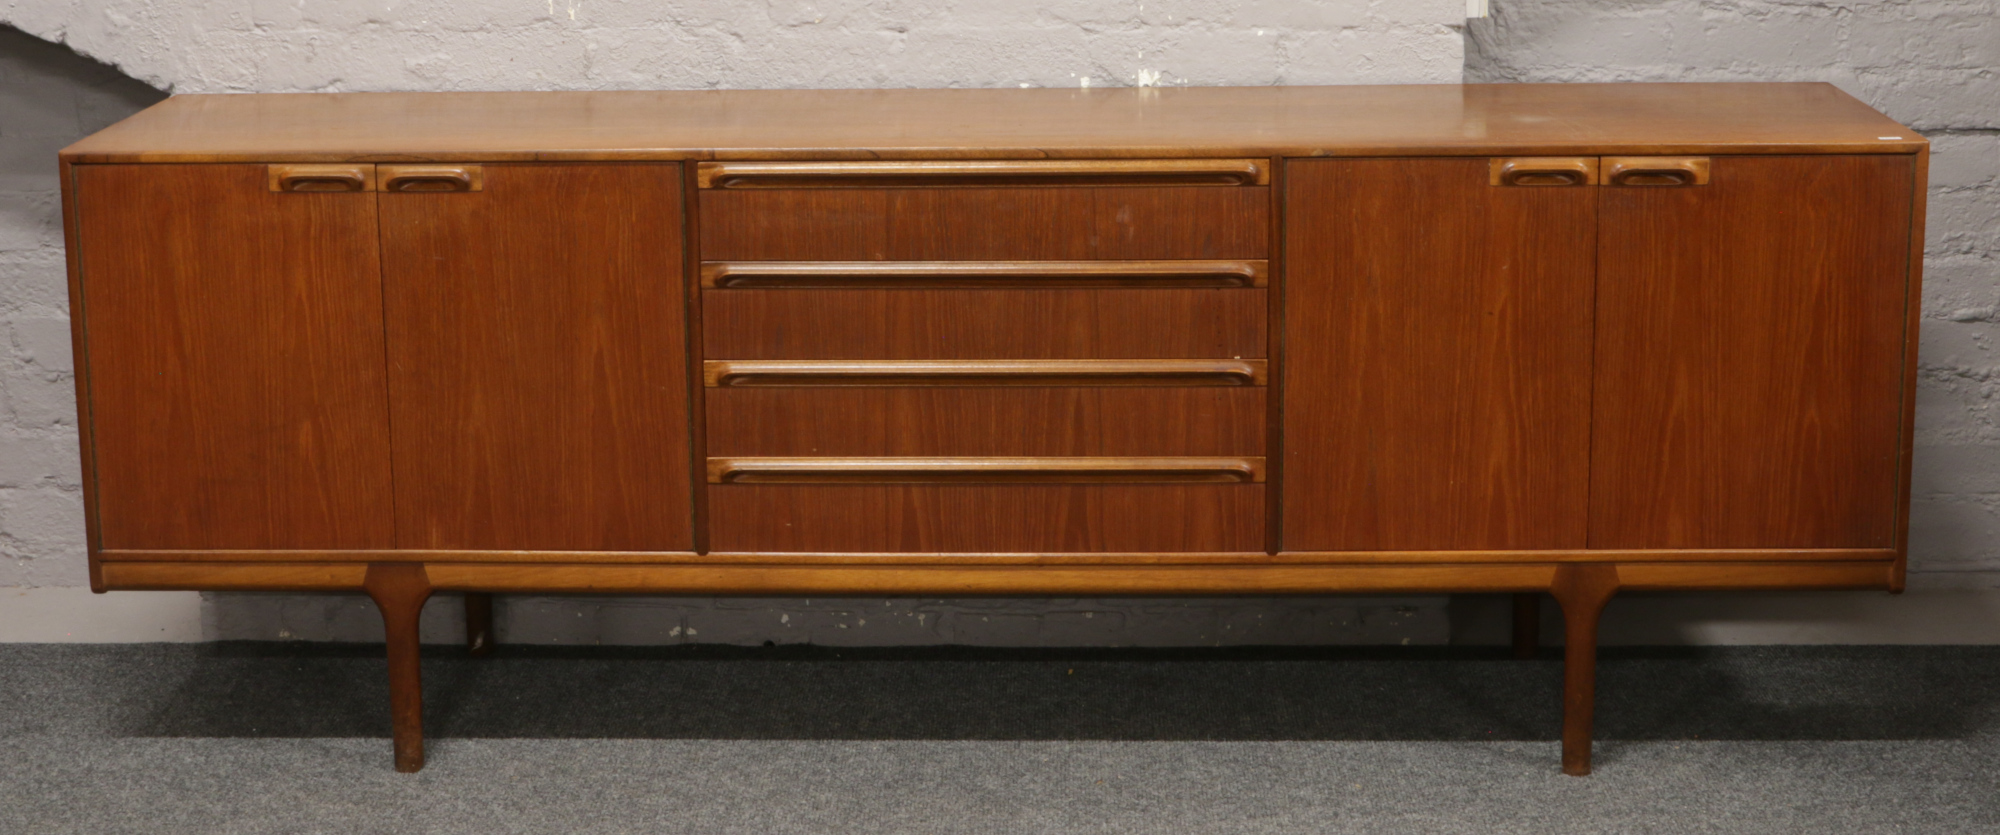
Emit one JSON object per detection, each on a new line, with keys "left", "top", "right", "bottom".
{"left": 62, "top": 83, "right": 1919, "bottom": 162}
{"left": 708, "top": 484, "right": 1266, "bottom": 552}
{"left": 707, "top": 388, "right": 1266, "bottom": 456}
{"left": 75, "top": 164, "right": 396, "bottom": 550}
{"left": 1283, "top": 157, "right": 1596, "bottom": 551}
{"left": 381, "top": 163, "right": 693, "bottom": 551}
{"left": 699, "top": 187, "right": 1268, "bottom": 261}
{"left": 1589, "top": 155, "right": 1912, "bottom": 549}
{"left": 704, "top": 289, "right": 1267, "bottom": 359}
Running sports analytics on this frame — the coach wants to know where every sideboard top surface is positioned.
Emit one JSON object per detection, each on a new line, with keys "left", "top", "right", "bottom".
{"left": 62, "top": 82, "right": 1921, "bottom": 163}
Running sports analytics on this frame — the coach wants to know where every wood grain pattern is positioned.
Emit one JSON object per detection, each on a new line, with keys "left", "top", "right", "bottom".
{"left": 75, "top": 164, "right": 396, "bottom": 550}
{"left": 1890, "top": 146, "right": 1930, "bottom": 591}
{"left": 92, "top": 547, "right": 1899, "bottom": 565}
{"left": 1589, "top": 155, "right": 1913, "bottom": 549}
{"left": 707, "top": 456, "right": 1266, "bottom": 484}
{"left": 1552, "top": 563, "right": 1619, "bottom": 776}
{"left": 380, "top": 163, "right": 693, "bottom": 551}
{"left": 704, "top": 359, "right": 1265, "bottom": 387}
{"left": 699, "top": 187, "right": 1268, "bottom": 261}
{"left": 94, "top": 558, "right": 1893, "bottom": 595}
{"left": 61, "top": 84, "right": 1920, "bottom": 164}
{"left": 700, "top": 259, "right": 1268, "bottom": 289}
{"left": 707, "top": 388, "right": 1265, "bottom": 456}
{"left": 705, "top": 289, "right": 1266, "bottom": 359}
{"left": 709, "top": 485, "right": 1265, "bottom": 552}
{"left": 363, "top": 562, "right": 434, "bottom": 772}
{"left": 697, "top": 159, "right": 1271, "bottom": 188}
{"left": 1283, "top": 158, "right": 1595, "bottom": 551}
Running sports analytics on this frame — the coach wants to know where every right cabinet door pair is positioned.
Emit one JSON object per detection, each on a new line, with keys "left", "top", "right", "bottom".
{"left": 1282, "top": 155, "right": 1915, "bottom": 552}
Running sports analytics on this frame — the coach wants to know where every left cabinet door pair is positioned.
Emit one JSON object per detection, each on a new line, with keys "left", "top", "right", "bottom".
{"left": 75, "top": 163, "right": 693, "bottom": 553}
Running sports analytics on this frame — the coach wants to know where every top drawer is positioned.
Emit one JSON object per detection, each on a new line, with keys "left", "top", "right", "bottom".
{"left": 697, "top": 160, "right": 1270, "bottom": 262}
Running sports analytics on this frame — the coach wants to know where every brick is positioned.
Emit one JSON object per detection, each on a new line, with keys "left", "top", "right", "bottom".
{"left": 1928, "top": 132, "right": 2000, "bottom": 190}
{"left": 9, "top": 315, "right": 75, "bottom": 373}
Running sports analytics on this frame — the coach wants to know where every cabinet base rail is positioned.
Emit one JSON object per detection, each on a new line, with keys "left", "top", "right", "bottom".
{"left": 94, "top": 555, "right": 1890, "bottom": 775}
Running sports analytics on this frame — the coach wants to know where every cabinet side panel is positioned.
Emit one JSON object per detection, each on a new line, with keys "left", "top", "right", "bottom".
{"left": 1282, "top": 158, "right": 1595, "bottom": 550}
{"left": 1590, "top": 155, "right": 1913, "bottom": 549}
{"left": 381, "top": 163, "right": 693, "bottom": 551}
{"left": 75, "top": 164, "right": 395, "bottom": 550}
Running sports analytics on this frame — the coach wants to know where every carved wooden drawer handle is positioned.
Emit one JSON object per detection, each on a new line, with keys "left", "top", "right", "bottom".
{"left": 268, "top": 164, "right": 374, "bottom": 193}
{"left": 704, "top": 359, "right": 1268, "bottom": 387}
{"left": 1603, "top": 157, "right": 1711, "bottom": 186}
{"left": 707, "top": 456, "right": 1268, "bottom": 484}
{"left": 1489, "top": 157, "right": 1599, "bottom": 187}
{"left": 696, "top": 159, "right": 1271, "bottom": 188}
{"left": 700, "top": 260, "right": 1269, "bottom": 289}
{"left": 380, "top": 165, "right": 485, "bottom": 192}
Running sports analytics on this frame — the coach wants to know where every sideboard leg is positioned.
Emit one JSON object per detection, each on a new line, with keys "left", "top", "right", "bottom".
{"left": 1550, "top": 564, "right": 1619, "bottom": 776}
{"left": 465, "top": 593, "right": 494, "bottom": 657}
{"left": 364, "top": 563, "right": 435, "bottom": 773}
{"left": 1511, "top": 592, "right": 1540, "bottom": 659}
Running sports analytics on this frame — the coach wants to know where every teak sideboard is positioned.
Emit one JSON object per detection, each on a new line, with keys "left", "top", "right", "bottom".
{"left": 58, "top": 83, "right": 1927, "bottom": 774}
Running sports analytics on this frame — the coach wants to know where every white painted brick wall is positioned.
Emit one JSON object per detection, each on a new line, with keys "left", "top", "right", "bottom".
{"left": 3, "top": 1, "right": 1464, "bottom": 93}
{"left": 1468, "top": 0, "right": 2000, "bottom": 589}
{"left": 0, "top": 3, "right": 1469, "bottom": 644}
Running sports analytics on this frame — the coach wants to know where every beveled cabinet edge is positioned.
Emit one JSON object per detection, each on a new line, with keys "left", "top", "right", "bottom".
{"left": 59, "top": 159, "right": 107, "bottom": 593}
{"left": 1890, "top": 143, "right": 1930, "bottom": 592}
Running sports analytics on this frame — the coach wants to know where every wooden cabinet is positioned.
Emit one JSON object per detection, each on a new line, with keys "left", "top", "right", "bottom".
{"left": 60, "top": 84, "right": 1927, "bottom": 776}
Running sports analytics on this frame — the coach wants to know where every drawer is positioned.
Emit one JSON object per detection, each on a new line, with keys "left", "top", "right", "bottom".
{"left": 709, "top": 484, "right": 1266, "bottom": 552}
{"left": 707, "top": 387, "right": 1266, "bottom": 457}
{"left": 696, "top": 160, "right": 1270, "bottom": 261}
{"left": 704, "top": 288, "right": 1267, "bottom": 359}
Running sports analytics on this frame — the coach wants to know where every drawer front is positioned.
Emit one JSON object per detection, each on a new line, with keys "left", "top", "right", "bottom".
{"left": 709, "top": 484, "right": 1266, "bottom": 552}
{"left": 701, "top": 186, "right": 1268, "bottom": 261}
{"left": 708, "top": 388, "right": 1266, "bottom": 457}
{"left": 704, "top": 288, "right": 1267, "bottom": 359}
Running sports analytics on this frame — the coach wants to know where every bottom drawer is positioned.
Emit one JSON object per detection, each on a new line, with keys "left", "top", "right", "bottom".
{"left": 709, "top": 484, "right": 1265, "bottom": 552}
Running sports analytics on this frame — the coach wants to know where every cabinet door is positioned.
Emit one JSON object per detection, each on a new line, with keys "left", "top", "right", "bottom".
{"left": 380, "top": 164, "right": 692, "bottom": 551}
{"left": 75, "top": 164, "right": 395, "bottom": 550}
{"left": 1283, "top": 158, "right": 1595, "bottom": 551}
{"left": 1590, "top": 155, "right": 1913, "bottom": 549}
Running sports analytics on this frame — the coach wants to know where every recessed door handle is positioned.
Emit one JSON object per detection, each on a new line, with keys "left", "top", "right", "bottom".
{"left": 1489, "top": 158, "right": 1599, "bottom": 187}
{"left": 380, "top": 165, "right": 485, "bottom": 193}
{"left": 268, "top": 164, "right": 374, "bottom": 193}
{"left": 1603, "top": 157, "right": 1711, "bottom": 186}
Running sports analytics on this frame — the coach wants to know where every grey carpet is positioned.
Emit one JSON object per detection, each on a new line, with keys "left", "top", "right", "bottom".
{"left": 3, "top": 644, "right": 1998, "bottom": 833}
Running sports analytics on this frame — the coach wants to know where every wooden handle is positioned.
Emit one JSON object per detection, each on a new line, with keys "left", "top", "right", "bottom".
{"left": 707, "top": 456, "right": 1267, "bottom": 484}
{"left": 696, "top": 159, "right": 1271, "bottom": 189}
{"left": 704, "top": 359, "right": 1268, "bottom": 387}
{"left": 380, "top": 165, "right": 485, "bottom": 193}
{"left": 1489, "top": 158, "right": 1599, "bottom": 187}
{"left": 1603, "top": 157, "right": 1711, "bottom": 186}
{"left": 268, "top": 164, "right": 374, "bottom": 193}
{"left": 700, "top": 260, "right": 1269, "bottom": 289}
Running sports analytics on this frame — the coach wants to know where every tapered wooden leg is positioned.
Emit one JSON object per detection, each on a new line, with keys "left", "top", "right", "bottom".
{"left": 1511, "top": 592, "right": 1540, "bottom": 659}
{"left": 1550, "top": 564, "right": 1619, "bottom": 776}
{"left": 465, "top": 593, "right": 494, "bottom": 657}
{"left": 364, "top": 563, "right": 434, "bottom": 773}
